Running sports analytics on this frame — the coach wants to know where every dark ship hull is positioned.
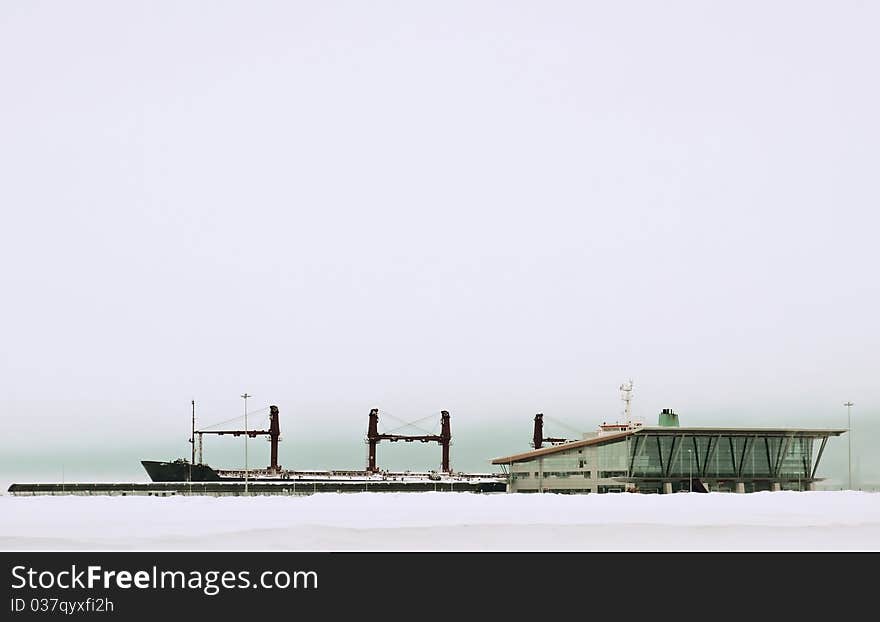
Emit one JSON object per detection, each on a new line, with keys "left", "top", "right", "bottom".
{"left": 140, "top": 459, "right": 506, "bottom": 493}
{"left": 141, "top": 460, "right": 222, "bottom": 482}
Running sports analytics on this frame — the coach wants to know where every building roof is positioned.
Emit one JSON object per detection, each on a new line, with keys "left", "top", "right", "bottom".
{"left": 636, "top": 426, "right": 847, "bottom": 436}
{"left": 491, "top": 426, "right": 846, "bottom": 465}
{"left": 491, "top": 430, "right": 635, "bottom": 465}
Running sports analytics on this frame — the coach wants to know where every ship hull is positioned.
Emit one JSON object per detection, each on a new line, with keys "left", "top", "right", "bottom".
{"left": 9, "top": 479, "right": 507, "bottom": 495}
{"left": 141, "top": 460, "right": 222, "bottom": 482}
{"left": 141, "top": 460, "right": 506, "bottom": 491}
{"left": 141, "top": 460, "right": 506, "bottom": 493}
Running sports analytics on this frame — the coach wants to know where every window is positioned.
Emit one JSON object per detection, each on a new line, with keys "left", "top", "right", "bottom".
{"left": 542, "top": 471, "right": 579, "bottom": 478}
{"left": 599, "top": 470, "right": 627, "bottom": 478}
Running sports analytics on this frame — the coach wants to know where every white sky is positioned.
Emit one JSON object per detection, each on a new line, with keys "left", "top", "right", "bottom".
{"left": 1, "top": 2, "right": 877, "bottom": 479}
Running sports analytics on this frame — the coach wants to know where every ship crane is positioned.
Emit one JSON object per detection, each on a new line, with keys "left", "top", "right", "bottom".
{"left": 531, "top": 413, "right": 570, "bottom": 449}
{"left": 366, "top": 409, "right": 452, "bottom": 473}
{"left": 193, "top": 405, "right": 282, "bottom": 473}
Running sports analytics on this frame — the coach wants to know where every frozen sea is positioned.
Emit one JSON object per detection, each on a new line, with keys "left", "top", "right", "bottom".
{"left": 1, "top": 491, "right": 879, "bottom": 551}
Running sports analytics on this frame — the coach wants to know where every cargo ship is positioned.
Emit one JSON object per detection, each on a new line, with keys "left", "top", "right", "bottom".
{"left": 140, "top": 404, "right": 507, "bottom": 493}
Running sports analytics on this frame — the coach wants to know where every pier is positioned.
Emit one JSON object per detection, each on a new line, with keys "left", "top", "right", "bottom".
{"left": 7, "top": 478, "right": 506, "bottom": 496}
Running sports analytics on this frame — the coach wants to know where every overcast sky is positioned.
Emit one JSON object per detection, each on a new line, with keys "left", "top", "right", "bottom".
{"left": 1, "top": 2, "right": 877, "bottom": 481}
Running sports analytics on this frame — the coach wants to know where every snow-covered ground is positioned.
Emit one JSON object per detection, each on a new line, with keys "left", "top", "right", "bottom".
{"left": 2, "top": 491, "right": 879, "bottom": 551}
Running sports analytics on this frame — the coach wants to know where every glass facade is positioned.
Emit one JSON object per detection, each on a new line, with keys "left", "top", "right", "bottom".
{"left": 629, "top": 432, "right": 815, "bottom": 481}
{"left": 540, "top": 453, "right": 581, "bottom": 473}
{"left": 597, "top": 441, "right": 628, "bottom": 473}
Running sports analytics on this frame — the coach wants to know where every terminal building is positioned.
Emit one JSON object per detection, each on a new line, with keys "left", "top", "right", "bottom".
{"left": 491, "top": 385, "right": 845, "bottom": 494}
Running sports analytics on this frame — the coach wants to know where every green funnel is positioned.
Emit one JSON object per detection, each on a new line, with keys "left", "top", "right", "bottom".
{"left": 658, "top": 408, "right": 680, "bottom": 427}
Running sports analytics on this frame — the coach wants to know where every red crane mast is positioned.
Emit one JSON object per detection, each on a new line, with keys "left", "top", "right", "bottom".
{"left": 366, "top": 409, "right": 452, "bottom": 474}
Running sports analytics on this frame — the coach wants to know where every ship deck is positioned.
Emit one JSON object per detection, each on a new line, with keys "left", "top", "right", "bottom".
{"left": 213, "top": 468, "right": 505, "bottom": 483}
{"left": 7, "top": 476, "right": 507, "bottom": 496}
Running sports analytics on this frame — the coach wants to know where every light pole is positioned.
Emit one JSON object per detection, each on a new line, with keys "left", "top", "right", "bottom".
{"left": 242, "top": 393, "right": 251, "bottom": 494}
{"left": 687, "top": 449, "right": 692, "bottom": 492}
{"left": 190, "top": 400, "right": 195, "bottom": 484}
{"left": 844, "top": 401, "right": 853, "bottom": 490}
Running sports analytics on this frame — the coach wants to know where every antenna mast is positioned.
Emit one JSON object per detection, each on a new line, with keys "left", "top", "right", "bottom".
{"left": 620, "top": 379, "right": 634, "bottom": 426}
